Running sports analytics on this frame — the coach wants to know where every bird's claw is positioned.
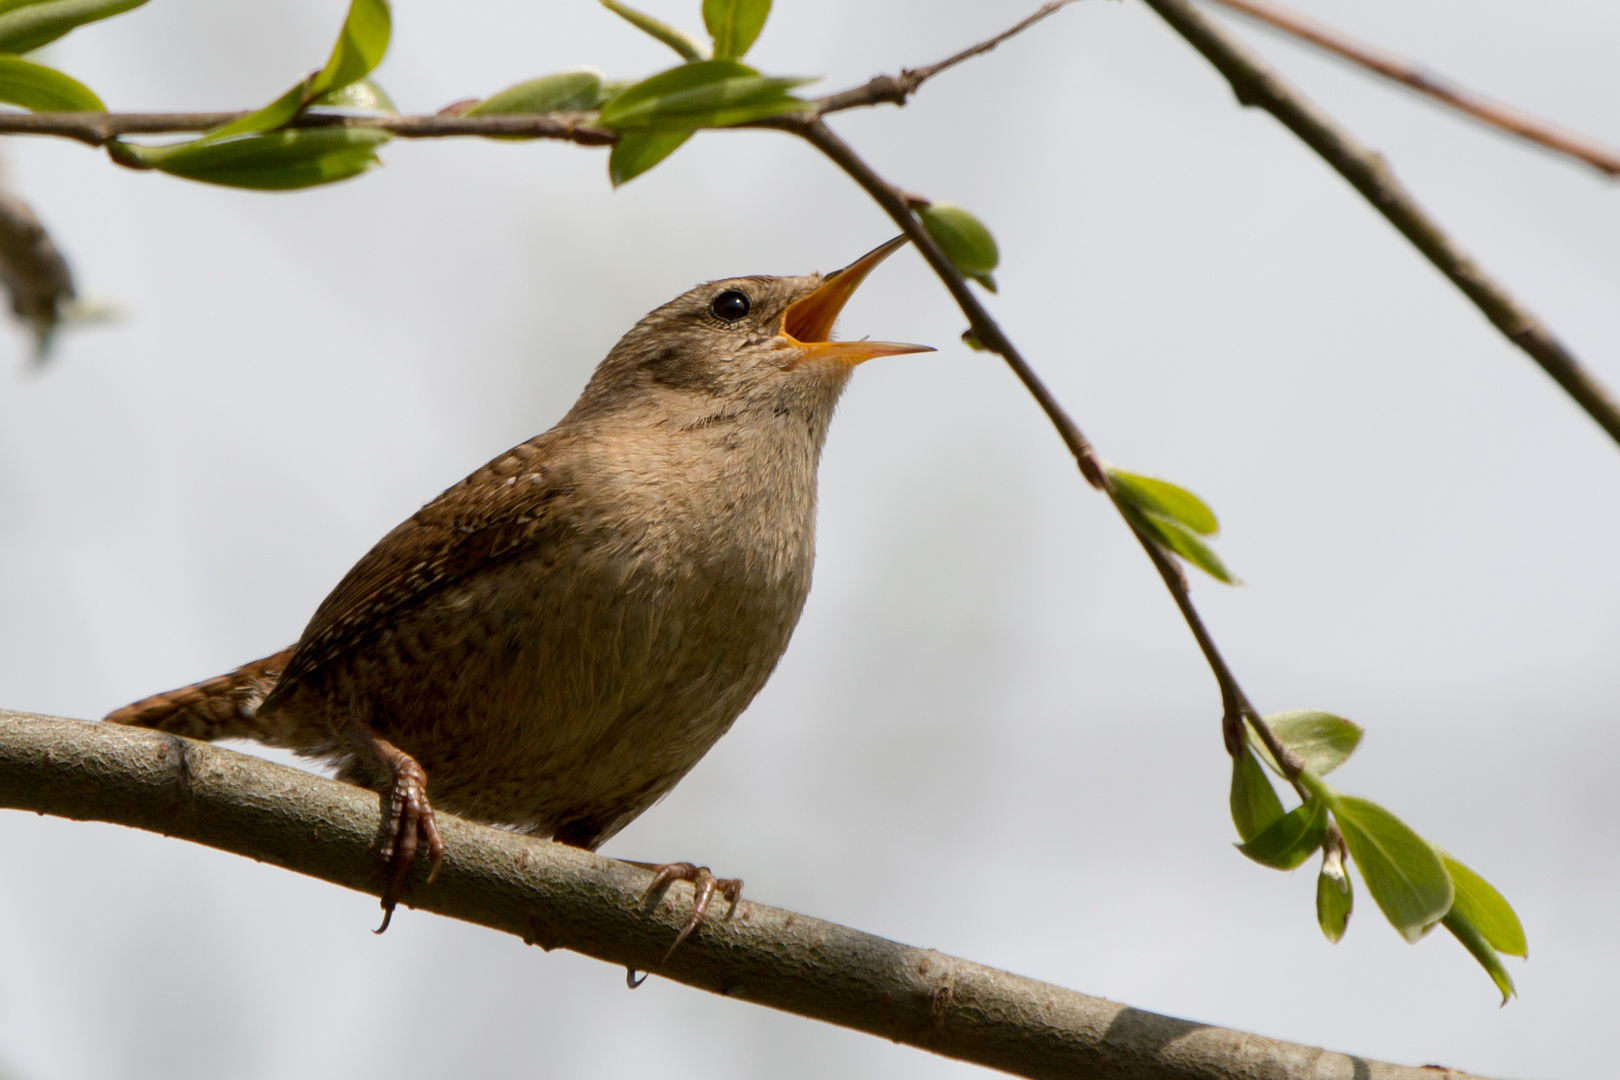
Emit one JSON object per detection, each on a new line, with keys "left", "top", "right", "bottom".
{"left": 374, "top": 756, "right": 444, "bottom": 933}
{"left": 641, "top": 862, "right": 742, "bottom": 961}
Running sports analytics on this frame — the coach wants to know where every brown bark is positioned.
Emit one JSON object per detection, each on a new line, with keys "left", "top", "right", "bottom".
{"left": 0, "top": 709, "right": 1494, "bottom": 1080}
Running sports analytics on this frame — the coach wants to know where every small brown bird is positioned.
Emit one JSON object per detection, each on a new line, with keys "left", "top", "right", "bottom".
{"left": 108, "top": 237, "right": 931, "bottom": 937}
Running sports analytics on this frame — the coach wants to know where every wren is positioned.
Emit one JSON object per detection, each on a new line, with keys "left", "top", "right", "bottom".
{"left": 107, "top": 237, "right": 932, "bottom": 939}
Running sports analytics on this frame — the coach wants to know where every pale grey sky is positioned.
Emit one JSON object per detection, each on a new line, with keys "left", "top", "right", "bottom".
{"left": 1, "top": 1, "right": 1616, "bottom": 1077}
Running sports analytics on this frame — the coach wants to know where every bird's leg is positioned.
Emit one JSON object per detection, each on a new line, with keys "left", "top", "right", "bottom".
{"left": 343, "top": 716, "right": 444, "bottom": 933}
{"left": 624, "top": 860, "right": 743, "bottom": 960}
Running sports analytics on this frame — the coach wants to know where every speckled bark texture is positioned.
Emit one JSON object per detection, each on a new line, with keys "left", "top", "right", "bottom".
{"left": 0, "top": 710, "right": 1491, "bottom": 1080}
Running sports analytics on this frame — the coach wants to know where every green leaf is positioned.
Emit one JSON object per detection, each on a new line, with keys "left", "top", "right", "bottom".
{"left": 703, "top": 0, "right": 770, "bottom": 60}
{"left": 598, "top": 0, "right": 706, "bottom": 61}
{"left": 310, "top": 76, "right": 396, "bottom": 113}
{"left": 1107, "top": 469, "right": 1218, "bottom": 535}
{"left": 467, "top": 69, "right": 607, "bottom": 114}
{"left": 1229, "top": 746, "right": 1284, "bottom": 843}
{"left": 0, "top": 0, "right": 147, "bottom": 55}
{"left": 1149, "top": 517, "right": 1233, "bottom": 582}
{"left": 1436, "top": 849, "right": 1526, "bottom": 957}
{"left": 109, "top": 0, "right": 392, "bottom": 189}
{"left": 608, "top": 130, "right": 692, "bottom": 186}
{"left": 308, "top": 0, "right": 389, "bottom": 100}
{"left": 209, "top": 0, "right": 390, "bottom": 141}
{"left": 1120, "top": 501, "right": 1238, "bottom": 583}
{"left": 110, "top": 127, "right": 389, "bottom": 190}
{"left": 1264, "top": 710, "right": 1363, "bottom": 776}
{"left": 206, "top": 81, "right": 309, "bottom": 142}
{"left": 1237, "top": 797, "right": 1328, "bottom": 870}
{"left": 1108, "top": 467, "right": 1234, "bottom": 582}
{"left": 597, "top": 59, "right": 810, "bottom": 133}
{"left": 917, "top": 202, "right": 999, "bottom": 279}
{"left": 1331, "top": 795, "right": 1452, "bottom": 943}
{"left": 1316, "top": 844, "right": 1353, "bottom": 943}
{"left": 0, "top": 55, "right": 100, "bottom": 110}
{"left": 1442, "top": 910, "right": 1516, "bottom": 1004}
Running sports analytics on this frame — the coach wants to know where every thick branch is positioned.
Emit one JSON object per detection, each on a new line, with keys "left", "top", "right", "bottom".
{"left": 1142, "top": 0, "right": 1620, "bottom": 450}
{"left": 1202, "top": 0, "right": 1620, "bottom": 177}
{"left": 0, "top": 709, "right": 1494, "bottom": 1080}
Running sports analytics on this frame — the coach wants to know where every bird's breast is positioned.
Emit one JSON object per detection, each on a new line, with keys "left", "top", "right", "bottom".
{"left": 365, "top": 421, "right": 826, "bottom": 839}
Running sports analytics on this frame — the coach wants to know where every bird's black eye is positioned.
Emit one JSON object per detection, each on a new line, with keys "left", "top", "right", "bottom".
{"left": 710, "top": 289, "right": 751, "bottom": 322}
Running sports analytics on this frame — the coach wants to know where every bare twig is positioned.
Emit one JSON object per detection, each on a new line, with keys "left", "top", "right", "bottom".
{"left": 1123, "top": 518, "right": 1306, "bottom": 781}
{"left": 1142, "top": 0, "right": 1620, "bottom": 450}
{"left": 1202, "top": 0, "right": 1620, "bottom": 178}
{"left": 814, "top": 0, "right": 1085, "bottom": 114}
{"left": 0, "top": 709, "right": 1497, "bottom": 1080}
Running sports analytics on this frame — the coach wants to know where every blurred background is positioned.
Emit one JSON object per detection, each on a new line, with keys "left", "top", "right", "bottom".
{"left": 0, "top": 0, "right": 1616, "bottom": 1076}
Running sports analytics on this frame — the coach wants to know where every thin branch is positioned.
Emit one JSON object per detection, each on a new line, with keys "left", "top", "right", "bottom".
{"left": 0, "top": 110, "right": 616, "bottom": 148}
{"left": 1123, "top": 519, "right": 1306, "bottom": 781}
{"left": 1201, "top": 0, "right": 1620, "bottom": 178}
{"left": 778, "top": 116, "right": 1104, "bottom": 486}
{"left": 772, "top": 114, "right": 1291, "bottom": 774}
{"left": 0, "top": 2, "right": 1091, "bottom": 145}
{"left": 814, "top": 0, "right": 1085, "bottom": 115}
{"left": 1141, "top": 0, "right": 1620, "bottom": 451}
{"left": 0, "top": 709, "right": 1498, "bottom": 1080}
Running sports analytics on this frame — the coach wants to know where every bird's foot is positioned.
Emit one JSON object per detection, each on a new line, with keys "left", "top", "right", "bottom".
{"left": 636, "top": 861, "right": 743, "bottom": 960}
{"left": 374, "top": 752, "right": 444, "bottom": 933}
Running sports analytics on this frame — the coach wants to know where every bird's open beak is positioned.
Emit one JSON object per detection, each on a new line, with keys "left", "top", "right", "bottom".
{"left": 779, "top": 236, "right": 935, "bottom": 366}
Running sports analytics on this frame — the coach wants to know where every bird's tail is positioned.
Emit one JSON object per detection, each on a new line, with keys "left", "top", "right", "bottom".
{"left": 105, "top": 646, "right": 297, "bottom": 742}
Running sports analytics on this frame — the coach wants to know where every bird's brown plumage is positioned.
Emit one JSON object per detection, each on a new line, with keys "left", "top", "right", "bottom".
{"left": 107, "top": 242, "right": 928, "bottom": 918}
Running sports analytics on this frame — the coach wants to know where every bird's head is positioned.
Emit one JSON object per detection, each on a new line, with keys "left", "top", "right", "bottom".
{"left": 569, "top": 236, "right": 934, "bottom": 429}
